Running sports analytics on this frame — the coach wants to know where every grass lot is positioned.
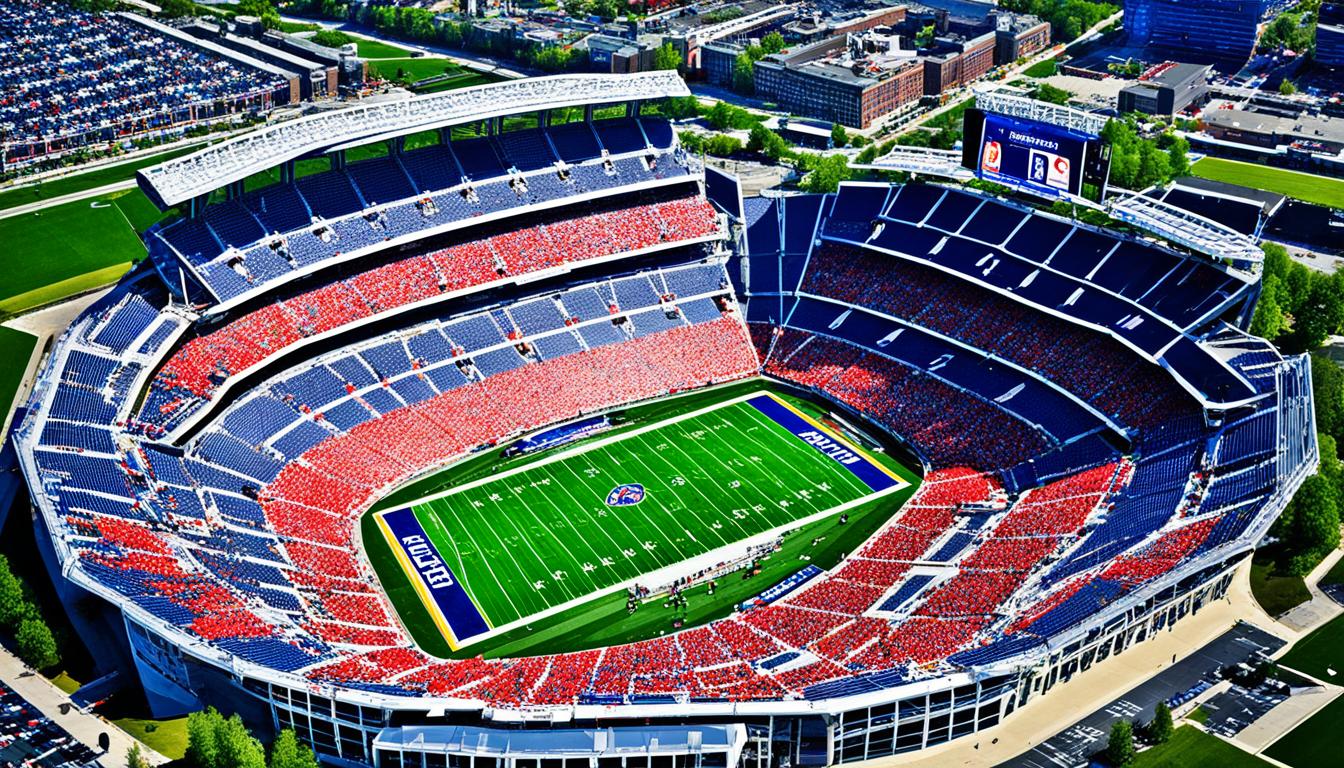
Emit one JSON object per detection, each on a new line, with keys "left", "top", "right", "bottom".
{"left": 1134, "top": 726, "right": 1271, "bottom": 767}
{"left": 1249, "top": 554, "right": 1312, "bottom": 616}
{"left": 46, "top": 671, "right": 81, "bottom": 696}
{"left": 1022, "top": 58, "right": 1059, "bottom": 78}
{"left": 368, "top": 57, "right": 484, "bottom": 85}
{"left": 0, "top": 326, "right": 37, "bottom": 423}
{"left": 279, "top": 20, "right": 320, "bottom": 33}
{"left": 0, "top": 145, "right": 198, "bottom": 211}
{"left": 349, "top": 37, "right": 415, "bottom": 59}
{"left": 112, "top": 716, "right": 189, "bottom": 759}
{"left": 0, "top": 191, "right": 156, "bottom": 315}
{"left": 364, "top": 382, "right": 920, "bottom": 658}
{"left": 1276, "top": 611, "right": 1344, "bottom": 682}
{"left": 1264, "top": 695, "right": 1344, "bottom": 767}
{"left": 413, "top": 71, "right": 499, "bottom": 94}
{"left": 1321, "top": 553, "right": 1344, "bottom": 586}
{"left": 1190, "top": 157, "right": 1344, "bottom": 209}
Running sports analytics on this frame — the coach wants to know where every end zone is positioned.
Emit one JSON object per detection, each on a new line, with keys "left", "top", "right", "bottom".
{"left": 375, "top": 508, "right": 491, "bottom": 650}
{"left": 746, "top": 392, "right": 909, "bottom": 493}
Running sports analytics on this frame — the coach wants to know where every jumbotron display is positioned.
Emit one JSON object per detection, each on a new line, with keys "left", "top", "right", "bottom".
{"left": 13, "top": 74, "right": 1316, "bottom": 768}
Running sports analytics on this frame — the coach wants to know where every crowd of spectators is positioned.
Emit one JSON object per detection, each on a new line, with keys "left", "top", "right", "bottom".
{"left": 0, "top": 1, "right": 284, "bottom": 152}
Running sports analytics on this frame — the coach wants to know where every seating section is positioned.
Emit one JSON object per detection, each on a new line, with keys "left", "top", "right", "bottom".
{"left": 140, "top": 197, "right": 720, "bottom": 430}
{"left": 0, "top": 1, "right": 285, "bottom": 161}
{"left": 151, "top": 120, "right": 695, "bottom": 304}
{"left": 793, "top": 244, "right": 1195, "bottom": 432}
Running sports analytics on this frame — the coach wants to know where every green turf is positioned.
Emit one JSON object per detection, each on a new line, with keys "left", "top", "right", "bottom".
{"left": 1134, "top": 726, "right": 1271, "bottom": 768}
{"left": 1264, "top": 695, "right": 1344, "bottom": 767}
{"left": 1249, "top": 556, "right": 1311, "bottom": 616}
{"left": 351, "top": 38, "right": 415, "bottom": 60}
{"left": 364, "top": 382, "right": 920, "bottom": 657}
{"left": 112, "top": 716, "right": 189, "bottom": 759}
{"left": 370, "top": 57, "right": 473, "bottom": 84}
{"left": 1189, "top": 158, "right": 1344, "bottom": 209}
{"left": 1276, "top": 610, "right": 1344, "bottom": 682}
{"left": 413, "top": 72, "right": 499, "bottom": 94}
{"left": 0, "top": 145, "right": 198, "bottom": 211}
{"left": 0, "top": 193, "right": 150, "bottom": 312}
{"left": 0, "top": 326, "right": 37, "bottom": 422}
{"left": 1022, "top": 58, "right": 1059, "bottom": 78}
{"left": 406, "top": 394, "right": 883, "bottom": 627}
{"left": 1320, "top": 554, "right": 1344, "bottom": 586}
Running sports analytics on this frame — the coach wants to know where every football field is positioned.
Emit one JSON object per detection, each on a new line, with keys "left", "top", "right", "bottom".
{"left": 370, "top": 389, "right": 911, "bottom": 649}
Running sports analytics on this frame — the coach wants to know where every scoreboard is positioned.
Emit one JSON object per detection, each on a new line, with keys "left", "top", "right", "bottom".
{"left": 961, "top": 109, "right": 1111, "bottom": 202}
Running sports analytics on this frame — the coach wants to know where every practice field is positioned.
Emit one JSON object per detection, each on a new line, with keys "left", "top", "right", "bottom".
{"left": 369, "top": 389, "right": 912, "bottom": 650}
{"left": 1189, "top": 157, "right": 1344, "bottom": 209}
{"left": 1264, "top": 694, "right": 1344, "bottom": 767}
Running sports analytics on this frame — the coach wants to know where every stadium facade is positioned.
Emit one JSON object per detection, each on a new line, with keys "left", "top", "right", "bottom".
{"left": 11, "top": 72, "right": 1316, "bottom": 768}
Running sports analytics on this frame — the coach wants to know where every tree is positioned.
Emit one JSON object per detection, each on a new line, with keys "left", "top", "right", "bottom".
{"left": 15, "top": 618, "right": 59, "bottom": 671}
{"left": 312, "top": 29, "right": 353, "bottom": 49}
{"left": 798, "top": 154, "right": 852, "bottom": 193}
{"left": 915, "top": 23, "right": 936, "bottom": 47}
{"left": 186, "top": 709, "right": 223, "bottom": 768}
{"left": 747, "top": 124, "right": 792, "bottom": 160}
{"left": 269, "top": 729, "right": 319, "bottom": 768}
{"left": 830, "top": 123, "right": 848, "bottom": 148}
{"left": 1311, "top": 352, "right": 1344, "bottom": 442}
{"left": 1106, "top": 720, "right": 1136, "bottom": 767}
{"left": 217, "top": 713, "right": 266, "bottom": 768}
{"left": 157, "top": 0, "right": 199, "bottom": 17}
{"left": 653, "top": 43, "right": 681, "bottom": 72}
{"left": 1035, "top": 83, "right": 1073, "bottom": 105}
{"left": 1275, "top": 473, "right": 1341, "bottom": 575}
{"left": 661, "top": 96, "right": 700, "bottom": 120}
{"left": 1280, "top": 78, "right": 1298, "bottom": 95}
{"left": 1149, "top": 702, "right": 1173, "bottom": 744}
{"left": 760, "top": 31, "right": 786, "bottom": 55}
{"left": 127, "top": 743, "right": 150, "bottom": 768}
{"left": 236, "top": 0, "right": 281, "bottom": 29}
{"left": 1250, "top": 280, "right": 1286, "bottom": 340}
{"left": 1294, "top": 270, "right": 1344, "bottom": 350}
{"left": 732, "top": 53, "right": 756, "bottom": 95}
{"left": 703, "top": 134, "right": 743, "bottom": 156}
{"left": 1165, "top": 134, "right": 1190, "bottom": 177}
{"left": 0, "top": 555, "right": 30, "bottom": 627}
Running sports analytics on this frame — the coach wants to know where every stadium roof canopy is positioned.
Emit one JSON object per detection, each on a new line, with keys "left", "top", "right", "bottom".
{"left": 137, "top": 71, "right": 689, "bottom": 208}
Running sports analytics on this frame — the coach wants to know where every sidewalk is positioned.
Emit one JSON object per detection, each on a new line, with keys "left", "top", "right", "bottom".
{"left": 1274, "top": 547, "right": 1344, "bottom": 636}
{"left": 0, "top": 646, "right": 170, "bottom": 766}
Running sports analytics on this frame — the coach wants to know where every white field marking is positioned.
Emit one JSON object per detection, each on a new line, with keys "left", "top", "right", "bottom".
{"left": 488, "top": 483, "right": 583, "bottom": 604}
{"left": 622, "top": 428, "right": 733, "bottom": 546}
{"left": 627, "top": 427, "right": 742, "bottom": 547}
{"left": 650, "top": 416, "right": 756, "bottom": 538}
{"left": 452, "top": 481, "right": 906, "bottom": 649}
{"left": 661, "top": 415, "right": 773, "bottom": 540}
{"left": 546, "top": 461, "right": 645, "bottom": 582}
{"left": 554, "top": 459, "right": 651, "bottom": 574}
{"left": 411, "top": 396, "right": 910, "bottom": 649}
{"left": 398, "top": 390, "right": 795, "bottom": 508}
{"left": 507, "top": 478, "right": 605, "bottom": 595}
{"left": 732, "top": 405, "right": 872, "bottom": 504}
{"left": 429, "top": 494, "right": 526, "bottom": 622}
{"left": 613, "top": 437, "right": 694, "bottom": 560}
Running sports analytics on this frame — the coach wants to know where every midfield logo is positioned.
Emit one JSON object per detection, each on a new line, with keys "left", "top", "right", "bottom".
{"left": 606, "top": 483, "right": 646, "bottom": 507}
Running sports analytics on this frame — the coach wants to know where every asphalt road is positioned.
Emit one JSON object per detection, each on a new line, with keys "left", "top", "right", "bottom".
{"left": 998, "top": 621, "right": 1284, "bottom": 768}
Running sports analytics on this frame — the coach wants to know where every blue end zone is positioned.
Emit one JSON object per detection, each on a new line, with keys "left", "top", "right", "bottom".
{"left": 380, "top": 508, "right": 491, "bottom": 644}
{"left": 746, "top": 394, "right": 902, "bottom": 493}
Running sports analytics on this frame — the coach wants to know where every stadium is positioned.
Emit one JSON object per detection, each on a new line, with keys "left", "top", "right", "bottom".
{"left": 10, "top": 71, "right": 1318, "bottom": 767}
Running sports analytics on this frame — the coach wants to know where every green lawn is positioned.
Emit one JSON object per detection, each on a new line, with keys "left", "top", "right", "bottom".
{"left": 0, "top": 145, "right": 198, "bottom": 211}
{"left": 1134, "top": 726, "right": 1271, "bottom": 768}
{"left": 1249, "top": 556, "right": 1312, "bottom": 616}
{"left": 364, "top": 382, "right": 920, "bottom": 658}
{"left": 369, "top": 57, "right": 471, "bottom": 84}
{"left": 1264, "top": 695, "right": 1344, "bottom": 767}
{"left": 0, "top": 326, "right": 38, "bottom": 424}
{"left": 1320, "top": 553, "right": 1344, "bottom": 585}
{"left": 1276, "top": 611, "right": 1344, "bottom": 682}
{"left": 349, "top": 36, "right": 415, "bottom": 59}
{"left": 112, "top": 716, "right": 189, "bottom": 760}
{"left": 413, "top": 72, "right": 499, "bottom": 94}
{"left": 1023, "top": 58, "right": 1059, "bottom": 78}
{"left": 0, "top": 190, "right": 156, "bottom": 315}
{"left": 1189, "top": 157, "right": 1344, "bottom": 209}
